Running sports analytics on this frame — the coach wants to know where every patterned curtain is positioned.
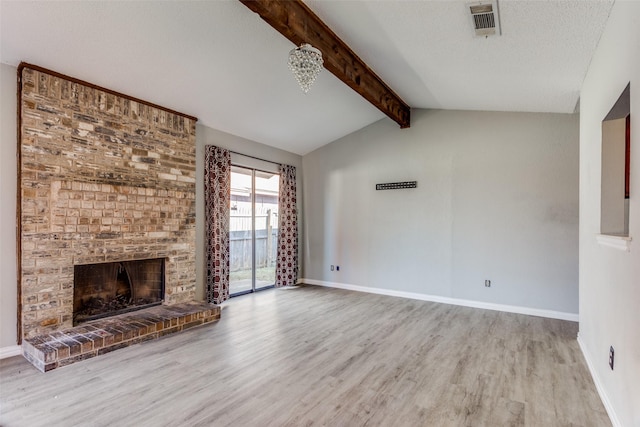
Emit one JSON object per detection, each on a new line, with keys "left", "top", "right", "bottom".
{"left": 204, "top": 146, "right": 231, "bottom": 304}
{"left": 275, "top": 164, "right": 298, "bottom": 287}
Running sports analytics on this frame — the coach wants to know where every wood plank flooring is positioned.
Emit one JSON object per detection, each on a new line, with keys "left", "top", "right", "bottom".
{"left": 0, "top": 285, "right": 611, "bottom": 426}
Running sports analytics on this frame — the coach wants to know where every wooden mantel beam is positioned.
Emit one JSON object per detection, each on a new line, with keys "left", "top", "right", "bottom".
{"left": 239, "top": 0, "right": 411, "bottom": 129}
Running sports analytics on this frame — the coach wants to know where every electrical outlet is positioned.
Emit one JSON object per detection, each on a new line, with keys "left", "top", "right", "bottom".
{"left": 336, "top": 266, "right": 340, "bottom": 271}
{"left": 609, "top": 346, "right": 614, "bottom": 370}
{"left": 485, "top": 280, "right": 491, "bottom": 287}
{"left": 330, "top": 265, "right": 334, "bottom": 271}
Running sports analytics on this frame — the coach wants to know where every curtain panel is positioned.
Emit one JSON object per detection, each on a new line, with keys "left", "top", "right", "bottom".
{"left": 275, "top": 164, "right": 298, "bottom": 287}
{"left": 204, "top": 146, "right": 231, "bottom": 304}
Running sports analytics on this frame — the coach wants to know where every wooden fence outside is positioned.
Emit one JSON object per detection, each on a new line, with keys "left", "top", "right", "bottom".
{"left": 229, "top": 212, "right": 278, "bottom": 271}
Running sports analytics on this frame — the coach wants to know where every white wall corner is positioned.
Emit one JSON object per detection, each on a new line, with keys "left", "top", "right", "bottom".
{"left": 577, "top": 333, "right": 621, "bottom": 427}
{"left": 0, "top": 345, "right": 22, "bottom": 360}
{"left": 301, "top": 279, "right": 579, "bottom": 322}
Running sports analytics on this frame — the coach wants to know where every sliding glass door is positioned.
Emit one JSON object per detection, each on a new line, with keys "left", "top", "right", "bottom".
{"left": 229, "top": 165, "right": 279, "bottom": 296}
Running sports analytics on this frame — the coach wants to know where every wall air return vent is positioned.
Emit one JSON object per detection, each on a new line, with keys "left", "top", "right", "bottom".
{"left": 468, "top": 1, "right": 501, "bottom": 37}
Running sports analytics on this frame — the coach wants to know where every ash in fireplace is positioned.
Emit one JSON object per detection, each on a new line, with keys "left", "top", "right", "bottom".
{"left": 74, "top": 295, "right": 158, "bottom": 323}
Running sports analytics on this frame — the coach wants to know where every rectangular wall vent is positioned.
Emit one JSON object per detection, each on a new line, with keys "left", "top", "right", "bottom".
{"left": 468, "top": 1, "right": 501, "bottom": 37}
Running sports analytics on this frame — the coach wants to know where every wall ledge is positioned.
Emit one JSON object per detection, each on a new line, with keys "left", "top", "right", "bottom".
{"left": 577, "top": 334, "right": 621, "bottom": 427}
{"left": 298, "top": 279, "right": 579, "bottom": 322}
{"left": 596, "top": 234, "right": 632, "bottom": 252}
{"left": 0, "top": 345, "right": 22, "bottom": 360}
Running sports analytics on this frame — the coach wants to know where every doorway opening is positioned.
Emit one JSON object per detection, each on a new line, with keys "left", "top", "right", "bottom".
{"left": 229, "top": 165, "right": 280, "bottom": 296}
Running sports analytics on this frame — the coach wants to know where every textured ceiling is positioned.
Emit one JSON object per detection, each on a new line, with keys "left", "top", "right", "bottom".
{"left": 1, "top": 1, "right": 613, "bottom": 155}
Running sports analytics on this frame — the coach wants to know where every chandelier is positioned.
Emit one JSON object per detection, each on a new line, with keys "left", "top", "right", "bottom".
{"left": 288, "top": 43, "right": 324, "bottom": 93}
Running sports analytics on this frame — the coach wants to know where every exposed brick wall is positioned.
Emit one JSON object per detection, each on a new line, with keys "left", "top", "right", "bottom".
{"left": 19, "top": 66, "right": 197, "bottom": 339}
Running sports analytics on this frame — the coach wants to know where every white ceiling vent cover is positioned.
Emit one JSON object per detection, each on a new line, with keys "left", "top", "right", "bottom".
{"left": 468, "top": 1, "right": 501, "bottom": 37}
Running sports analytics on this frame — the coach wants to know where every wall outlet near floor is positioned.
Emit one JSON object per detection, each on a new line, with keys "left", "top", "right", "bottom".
{"left": 485, "top": 280, "right": 491, "bottom": 287}
{"left": 609, "top": 346, "right": 615, "bottom": 370}
{"left": 330, "top": 265, "right": 334, "bottom": 271}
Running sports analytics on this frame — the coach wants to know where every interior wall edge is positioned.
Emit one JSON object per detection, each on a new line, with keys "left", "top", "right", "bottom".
{"left": 577, "top": 334, "right": 621, "bottom": 427}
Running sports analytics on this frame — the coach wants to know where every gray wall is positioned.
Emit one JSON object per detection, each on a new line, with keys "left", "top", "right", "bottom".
{"left": 0, "top": 63, "right": 18, "bottom": 348}
{"left": 195, "top": 124, "right": 302, "bottom": 301}
{"left": 303, "top": 109, "right": 579, "bottom": 314}
{"left": 578, "top": 2, "right": 640, "bottom": 425}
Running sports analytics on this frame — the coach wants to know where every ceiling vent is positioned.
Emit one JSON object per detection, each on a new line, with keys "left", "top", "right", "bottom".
{"left": 468, "top": 1, "right": 501, "bottom": 37}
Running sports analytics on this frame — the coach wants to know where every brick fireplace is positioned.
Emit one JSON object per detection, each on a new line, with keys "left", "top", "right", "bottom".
{"left": 18, "top": 64, "right": 218, "bottom": 370}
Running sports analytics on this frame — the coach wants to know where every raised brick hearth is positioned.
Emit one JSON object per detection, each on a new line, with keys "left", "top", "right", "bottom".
{"left": 23, "top": 302, "right": 220, "bottom": 372}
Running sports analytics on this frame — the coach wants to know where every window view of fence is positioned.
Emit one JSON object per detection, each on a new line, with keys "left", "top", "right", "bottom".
{"left": 229, "top": 166, "right": 279, "bottom": 295}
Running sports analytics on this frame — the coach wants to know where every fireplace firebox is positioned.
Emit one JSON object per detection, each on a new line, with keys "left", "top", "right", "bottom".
{"left": 73, "top": 258, "right": 165, "bottom": 325}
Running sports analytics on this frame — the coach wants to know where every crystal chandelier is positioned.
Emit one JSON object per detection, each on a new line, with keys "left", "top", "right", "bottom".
{"left": 288, "top": 43, "right": 323, "bottom": 93}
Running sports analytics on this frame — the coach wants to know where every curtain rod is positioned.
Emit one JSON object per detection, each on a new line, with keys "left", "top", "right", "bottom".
{"left": 229, "top": 150, "right": 281, "bottom": 166}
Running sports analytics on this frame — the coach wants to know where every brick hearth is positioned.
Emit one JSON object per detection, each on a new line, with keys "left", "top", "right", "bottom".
{"left": 23, "top": 302, "right": 220, "bottom": 372}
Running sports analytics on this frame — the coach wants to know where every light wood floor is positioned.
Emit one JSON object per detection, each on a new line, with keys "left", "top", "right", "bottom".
{"left": 0, "top": 285, "right": 610, "bottom": 426}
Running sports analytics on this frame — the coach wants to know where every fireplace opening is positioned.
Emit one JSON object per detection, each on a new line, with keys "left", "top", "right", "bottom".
{"left": 73, "top": 258, "right": 165, "bottom": 325}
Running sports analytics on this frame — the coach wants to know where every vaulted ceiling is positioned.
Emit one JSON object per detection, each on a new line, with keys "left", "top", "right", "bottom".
{"left": 0, "top": 1, "right": 613, "bottom": 155}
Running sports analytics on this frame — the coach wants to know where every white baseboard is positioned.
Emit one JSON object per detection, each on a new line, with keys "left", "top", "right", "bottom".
{"left": 577, "top": 334, "right": 620, "bottom": 427}
{"left": 0, "top": 345, "right": 22, "bottom": 359}
{"left": 298, "top": 278, "right": 579, "bottom": 322}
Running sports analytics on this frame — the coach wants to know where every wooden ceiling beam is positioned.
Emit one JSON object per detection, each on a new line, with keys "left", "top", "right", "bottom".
{"left": 239, "top": 0, "right": 410, "bottom": 129}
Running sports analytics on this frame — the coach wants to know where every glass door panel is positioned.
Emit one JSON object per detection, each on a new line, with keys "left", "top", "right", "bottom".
{"left": 255, "top": 170, "right": 279, "bottom": 290}
{"left": 229, "top": 166, "right": 253, "bottom": 295}
{"left": 229, "top": 166, "right": 279, "bottom": 296}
